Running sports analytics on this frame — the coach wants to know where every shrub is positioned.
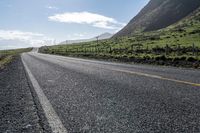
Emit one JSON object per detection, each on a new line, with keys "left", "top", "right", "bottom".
{"left": 180, "top": 56, "right": 187, "bottom": 61}
{"left": 128, "top": 55, "right": 135, "bottom": 60}
{"left": 155, "top": 55, "right": 166, "bottom": 61}
{"left": 187, "top": 57, "right": 197, "bottom": 62}
{"left": 173, "top": 56, "right": 186, "bottom": 62}
{"left": 142, "top": 55, "right": 151, "bottom": 60}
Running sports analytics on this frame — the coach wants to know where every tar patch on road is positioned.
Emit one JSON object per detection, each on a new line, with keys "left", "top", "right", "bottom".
{"left": 0, "top": 56, "right": 42, "bottom": 132}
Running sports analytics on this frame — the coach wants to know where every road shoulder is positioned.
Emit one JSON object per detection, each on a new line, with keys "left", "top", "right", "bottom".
{"left": 0, "top": 56, "right": 43, "bottom": 132}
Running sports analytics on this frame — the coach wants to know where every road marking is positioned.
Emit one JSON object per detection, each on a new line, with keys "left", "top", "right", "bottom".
{"left": 28, "top": 52, "right": 200, "bottom": 87}
{"left": 21, "top": 56, "right": 67, "bottom": 133}
{"left": 109, "top": 68, "right": 200, "bottom": 87}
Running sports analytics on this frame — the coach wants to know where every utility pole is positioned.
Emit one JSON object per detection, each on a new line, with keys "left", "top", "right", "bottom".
{"left": 96, "top": 36, "right": 99, "bottom": 45}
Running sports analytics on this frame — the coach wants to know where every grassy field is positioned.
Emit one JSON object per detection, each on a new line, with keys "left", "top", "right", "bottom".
{"left": 0, "top": 48, "right": 32, "bottom": 69}
{"left": 39, "top": 8, "right": 200, "bottom": 68}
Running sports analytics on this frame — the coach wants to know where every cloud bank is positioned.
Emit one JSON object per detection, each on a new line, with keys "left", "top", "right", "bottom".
{"left": 48, "top": 12, "right": 125, "bottom": 30}
{"left": 0, "top": 30, "right": 53, "bottom": 50}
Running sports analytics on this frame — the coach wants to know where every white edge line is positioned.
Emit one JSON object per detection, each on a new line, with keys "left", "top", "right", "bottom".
{"left": 21, "top": 54, "right": 67, "bottom": 133}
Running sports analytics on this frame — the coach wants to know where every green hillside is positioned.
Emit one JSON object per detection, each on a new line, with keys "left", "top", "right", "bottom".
{"left": 114, "top": 0, "right": 200, "bottom": 37}
{"left": 39, "top": 8, "right": 200, "bottom": 68}
{"left": 0, "top": 48, "right": 32, "bottom": 69}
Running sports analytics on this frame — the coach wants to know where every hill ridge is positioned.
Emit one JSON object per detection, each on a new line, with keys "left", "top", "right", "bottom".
{"left": 114, "top": 0, "right": 200, "bottom": 37}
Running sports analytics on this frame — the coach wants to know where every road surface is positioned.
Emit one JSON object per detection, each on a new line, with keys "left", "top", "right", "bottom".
{"left": 21, "top": 51, "right": 200, "bottom": 132}
{"left": 0, "top": 56, "right": 42, "bottom": 132}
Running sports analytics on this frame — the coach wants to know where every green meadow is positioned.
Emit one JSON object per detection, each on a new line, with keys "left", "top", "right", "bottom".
{"left": 40, "top": 8, "right": 200, "bottom": 68}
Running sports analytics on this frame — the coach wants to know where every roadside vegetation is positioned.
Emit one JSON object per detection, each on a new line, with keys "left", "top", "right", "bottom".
{"left": 39, "top": 8, "right": 200, "bottom": 68}
{"left": 0, "top": 48, "right": 32, "bottom": 69}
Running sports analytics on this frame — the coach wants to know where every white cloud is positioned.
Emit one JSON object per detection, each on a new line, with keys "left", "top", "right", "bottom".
{"left": 46, "top": 6, "right": 58, "bottom": 10}
{"left": 65, "top": 33, "right": 88, "bottom": 40}
{"left": 0, "top": 30, "right": 43, "bottom": 41}
{"left": 48, "top": 12, "right": 125, "bottom": 30}
{"left": 0, "top": 30, "right": 54, "bottom": 49}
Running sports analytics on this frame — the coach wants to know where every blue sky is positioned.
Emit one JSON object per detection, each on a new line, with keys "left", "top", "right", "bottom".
{"left": 0, "top": 0, "right": 150, "bottom": 49}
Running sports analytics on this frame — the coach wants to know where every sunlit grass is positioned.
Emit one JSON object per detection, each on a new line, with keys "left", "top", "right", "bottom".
{"left": 0, "top": 48, "right": 32, "bottom": 69}
{"left": 39, "top": 8, "right": 200, "bottom": 67}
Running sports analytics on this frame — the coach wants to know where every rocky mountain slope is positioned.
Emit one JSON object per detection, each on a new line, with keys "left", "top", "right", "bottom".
{"left": 114, "top": 0, "right": 200, "bottom": 37}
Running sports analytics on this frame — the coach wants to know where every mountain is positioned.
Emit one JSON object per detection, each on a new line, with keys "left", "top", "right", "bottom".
{"left": 114, "top": 0, "right": 200, "bottom": 37}
{"left": 60, "top": 32, "right": 113, "bottom": 45}
{"left": 94, "top": 32, "right": 113, "bottom": 40}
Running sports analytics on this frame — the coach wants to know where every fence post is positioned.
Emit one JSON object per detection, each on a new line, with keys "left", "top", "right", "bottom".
{"left": 165, "top": 44, "right": 169, "bottom": 56}
{"left": 177, "top": 44, "right": 180, "bottom": 55}
{"left": 131, "top": 45, "right": 134, "bottom": 53}
{"left": 192, "top": 43, "right": 195, "bottom": 56}
{"left": 96, "top": 47, "right": 98, "bottom": 53}
{"left": 138, "top": 45, "right": 141, "bottom": 51}
{"left": 109, "top": 47, "right": 112, "bottom": 53}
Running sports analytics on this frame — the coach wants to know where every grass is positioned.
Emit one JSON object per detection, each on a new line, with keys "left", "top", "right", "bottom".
{"left": 39, "top": 8, "right": 200, "bottom": 68}
{"left": 0, "top": 48, "right": 32, "bottom": 69}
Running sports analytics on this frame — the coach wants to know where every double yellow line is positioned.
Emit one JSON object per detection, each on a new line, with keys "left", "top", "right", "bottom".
{"left": 109, "top": 68, "right": 200, "bottom": 87}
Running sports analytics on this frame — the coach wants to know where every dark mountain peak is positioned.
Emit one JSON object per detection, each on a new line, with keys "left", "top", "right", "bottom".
{"left": 114, "top": 0, "right": 200, "bottom": 37}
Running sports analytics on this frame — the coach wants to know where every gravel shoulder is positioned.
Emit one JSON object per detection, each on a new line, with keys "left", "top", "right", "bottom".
{"left": 0, "top": 56, "right": 43, "bottom": 132}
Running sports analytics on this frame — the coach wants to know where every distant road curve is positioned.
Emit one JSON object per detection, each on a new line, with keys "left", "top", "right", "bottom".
{"left": 21, "top": 51, "right": 200, "bottom": 132}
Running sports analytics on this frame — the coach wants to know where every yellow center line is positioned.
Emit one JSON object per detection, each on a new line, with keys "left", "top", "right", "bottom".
{"left": 33, "top": 53, "right": 200, "bottom": 87}
{"left": 108, "top": 68, "right": 200, "bottom": 87}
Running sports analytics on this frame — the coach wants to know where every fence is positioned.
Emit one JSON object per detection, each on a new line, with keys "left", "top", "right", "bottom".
{"left": 47, "top": 43, "right": 199, "bottom": 59}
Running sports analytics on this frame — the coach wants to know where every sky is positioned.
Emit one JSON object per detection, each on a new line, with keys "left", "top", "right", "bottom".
{"left": 0, "top": 0, "right": 150, "bottom": 50}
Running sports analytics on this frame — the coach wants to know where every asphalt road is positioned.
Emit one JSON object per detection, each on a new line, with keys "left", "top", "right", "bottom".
{"left": 0, "top": 56, "right": 42, "bottom": 133}
{"left": 21, "top": 51, "right": 200, "bottom": 132}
